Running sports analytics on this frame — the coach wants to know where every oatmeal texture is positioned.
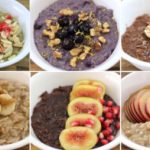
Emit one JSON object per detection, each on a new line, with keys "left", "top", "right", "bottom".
{"left": 34, "top": 0, "right": 118, "bottom": 70}
{"left": 122, "top": 15, "right": 150, "bottom": 62}
{"left": 0, "top": 80, "right": 29, "bottom": 144}
{"left": 122, "top": 113, "right": 150, "bottom": 147}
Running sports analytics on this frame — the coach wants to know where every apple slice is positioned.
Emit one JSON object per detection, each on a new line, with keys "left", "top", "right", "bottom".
{"left": 138, "top": 89, "right": 150, "bottom": 121}
{"left": 146, "top": 97, "right": 150, "bottom": 117}
{"left": 133, "top": 90, "right": 147, "bottom": 122}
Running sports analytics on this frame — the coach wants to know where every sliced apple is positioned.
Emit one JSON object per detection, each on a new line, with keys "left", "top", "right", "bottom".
{"left": 146, "top": 97, "right": 150, "bottom": 117}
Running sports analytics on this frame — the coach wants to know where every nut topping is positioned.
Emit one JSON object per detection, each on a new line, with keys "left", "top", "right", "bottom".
{"left": 90, "top": 28, "right": 96, "bottom": 37}
{"left": 48, "top": 38, "right": 61, "bottom": 47}
{"left": 98, "top": 36, "right": 106, "bottom": 44}
{"left": 59, "top": 8, "right": 74, "bottom": 16}
{"left": 144, "top": 25, "right": 150, "bottom": 38}
{"left": 70, "top": 57, "right": 77, "bottom": 67}
{"left": 53, "top": 51, "right": 62, "bottom": 59}
{"left": 70, "top": 48, "right": 82, "bottom": 56}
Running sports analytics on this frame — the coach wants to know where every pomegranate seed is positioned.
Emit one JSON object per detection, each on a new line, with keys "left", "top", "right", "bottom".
{"left": 88, "top": 110, "right": 96, "bottom": 115}
{"left": 105, "top": 112, "right": 113, "bottom": 119}
{"left": 98, "top": 116, "right": 104, "bottom": 123}
{"left": 112, "top": 106, "right": 120, "bottom": 115}
{"left": 6, "top": 15, "right": 12, "bottom": 20}
{"left": 71, "top": 121, "right": 80, "bottom": 127}
{"left": 103, "top": 107, "right": 111, "bottom": 113}
{"left": 99, "top": 99, "right": 105, "bottom": 105}
{"left": 102, "top": 130, "right": 110, "bottom": 137}
{"left": 101, "top": 139, "right": 108, "bottom": 145}
{"left": 103, "top": 119, "right": 112, "bottom": 128}
{"left": 115, "top": 122, "right": 120, "bottom": 129}
{"left": 107, "top": 101, "right": 113, "bottom": 107}
{"left": 99, "top": 132, "right": 104, "bottom": 139}
{"left": 106, "top": 127, "right": 112, "bottom": 134}
{"left": 107, "top": 135, "right": 114, "bottom": 141}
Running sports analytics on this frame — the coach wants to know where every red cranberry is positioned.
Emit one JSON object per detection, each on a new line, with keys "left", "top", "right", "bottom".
{"left": 103, "top": 119, "right": 112, "bottom": 128}
{"left": 107, "top": 135, "right": 114, "bottom": 141}
{"left": 101, "top": 139, "right": 108, "bottom": 145}
{"left": 107, "top": 101, "right": 113, "bottom": 107}
{"left": 105, "top": 112, "right": 113, "bottom": 119}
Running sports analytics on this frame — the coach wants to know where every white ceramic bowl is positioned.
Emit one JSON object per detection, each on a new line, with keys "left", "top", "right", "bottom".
{"left": 121, "top": 72, "right": 150, "bottom": 150}
{"left": 0, "top": 0, "right": 29, "bottom": 68}
{"left": 0, "top": 71, "right": 30, "bottom": 150}
{"left": 30, "top": 0, "right": 121, "bottom": 71}
{"left": 30, "top": 72, "right": 120, "bottom": 150}
{"left": 121, "top": 0, "right": 150, "bottom": 71}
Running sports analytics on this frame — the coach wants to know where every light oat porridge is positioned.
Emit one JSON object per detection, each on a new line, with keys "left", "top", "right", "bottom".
{"left": 122, "top": 86, "right": 150, "bottom": 147}
{"left": 0, "top": 80, "right": 29, "bottom": 144}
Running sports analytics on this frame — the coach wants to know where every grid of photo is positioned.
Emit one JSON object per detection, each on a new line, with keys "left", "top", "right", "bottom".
{"left": 0, "top": 0, "right": 150, "bottom": 150}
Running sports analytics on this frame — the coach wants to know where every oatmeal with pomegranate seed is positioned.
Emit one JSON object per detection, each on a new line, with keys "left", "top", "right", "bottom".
{"left": 34, "top": 0, "right": 118, "bottom": 71}
{"left": 32, "top": 80, "right": 120, "bottom": 149}
{"left": 0, "top": 12, "right": 24, "bottom": 62}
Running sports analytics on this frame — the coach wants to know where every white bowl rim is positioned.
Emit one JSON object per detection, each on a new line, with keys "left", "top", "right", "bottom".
{"left": 30, "top": 0, "right": 121, "bottom": 71}
{"left": 30, "top": 71, "right": 120, "bottom": 150}
{"left": 0, "top": 0, "right": 30, "bottom": 68}
{"left": 121, "top": 72, "right": 150, "bottom": 150}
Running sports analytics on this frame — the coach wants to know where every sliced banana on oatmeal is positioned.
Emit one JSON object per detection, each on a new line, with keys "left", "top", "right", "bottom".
{"left": 0, "top": 102, "right": 16, "bottom": 116}
{"left": 0, "top": 94, "right": 15, "bottom": 105}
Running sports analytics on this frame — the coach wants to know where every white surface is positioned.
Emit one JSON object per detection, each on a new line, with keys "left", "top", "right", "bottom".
{"left": 30, "top": 0, "right": 121, "bottom": 71}
{"left": 0, "top": 0, "right": 29, "bottom": 68}
{"left": 121, "top": 72, "right": 150, "bottom": 150}
{"left": 0, "top": 71, "right": 30, "bottom": 150}
{"left": 30, "top": 72, "right": 120, "bottom": 150}
{"left": 121, "top": 0, "right": 150, "bottom": 71}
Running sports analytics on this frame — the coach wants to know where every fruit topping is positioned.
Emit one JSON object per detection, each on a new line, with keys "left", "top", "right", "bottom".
{"left": 65, "top": 114, "right": 101, "bottom": 134}
{"left": 124, "top": 86, "right": 150, "bottom": 123}
{"left": 59, "top": 127, "right": 97, "bottom": 150}
{"left": 67, "top": 97, "right": 103, "bottom": 117}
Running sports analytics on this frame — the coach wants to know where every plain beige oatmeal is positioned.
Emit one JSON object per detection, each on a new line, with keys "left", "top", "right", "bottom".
{"left": 0, "top": 80, "right": 29, "bottom": 144}
{"left": 122, "top": 113, "right": 150, "bottom": 147}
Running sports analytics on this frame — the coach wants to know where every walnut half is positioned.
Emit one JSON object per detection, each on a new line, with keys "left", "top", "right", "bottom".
{"left": 144, "top": 25, "right": 150, "bottom": 38}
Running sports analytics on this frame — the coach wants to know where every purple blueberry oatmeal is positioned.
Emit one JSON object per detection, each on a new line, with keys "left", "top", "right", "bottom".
{"left": 34, "top": 0, "right": 118, "bottom": 71}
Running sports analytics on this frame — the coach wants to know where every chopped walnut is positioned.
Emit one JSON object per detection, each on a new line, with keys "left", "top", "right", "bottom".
{"left": 144, "top": 25, "right": 150, "bottom": 38}
{"left": 90, "top": 28, "right": 96, "bottom": 36}
{"left": 98, "top": 36, "right": 106, "bottom": 43}
{"left": 70, "top": 48, "right": 82, "bottom": 56}
{"left": 50, "top": 24, "right": 59, "bottom": 33}
{"left": 43, "top": 30, "right": 55, "bottom": 39}
{"left": 94, "top": 42, "right": 101, "bottom": 50}
{"left": 45, "top": 20, "right": 52, "bottom": 28}
{"left": 48, "top": 38, "right": 61, "bottom": 47}
{"left": 59, "top": 8, "right": 74, "bottom": 16}
{"left": 83, "top": 46, "right": 91, "bottom": 53}
{"left": 79, "top": 52, "right": 87, "bottom": 60}
{"left": 102, "top": 28, "right": 110, "bottom": 33}
{"left": 103, "top": 22, "right": 110, "bottom": 29}
{"left": 78, "top": 12, "right": 89, "bottom": 21}
{"left": 53, "top": 51, "right": 62, "bottom": 59}
{"left": 70, "top": 57, "right": 77, "bottom": 67}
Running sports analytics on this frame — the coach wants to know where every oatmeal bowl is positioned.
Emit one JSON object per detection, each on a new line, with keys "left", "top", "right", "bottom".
{"left": 30, "top": 0, "right": 120, "bottom": 71}
{"left": 121, "top": 0, "right": 150, "bottom": 71}
{"left": 0, "top": 0, "right": 29, "bottom": 68}
{"left": 31, "top": 72, "right": 120, "bottom": 150}
{"left": 0, "top": 72, "right": 29, "bottom": 150}
{"left": 121, "top": 72, "right": 150, "bottom": 150}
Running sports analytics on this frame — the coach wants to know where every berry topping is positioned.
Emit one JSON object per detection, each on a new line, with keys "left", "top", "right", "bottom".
{"left": 62, "top": 39, "right": 74, "bottom": 50}
{"left": 58, "top": 16, "right": 69, "bottom": 26}
{"left": 56, "top": 29, "right": 68, "bottom": 39}
{"left": 74, "top": 34, "right": 84, "bottom": 43}
{"left": 68, "top": 24, "right": 78, "bottom": 34}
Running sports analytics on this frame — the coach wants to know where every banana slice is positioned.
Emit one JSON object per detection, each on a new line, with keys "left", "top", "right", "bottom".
{"left": 59, "top": 127, "right": 97, "bottom": 150}
{"left": 0, "top": 102, "right": 16, "bottom": 116}
{"left": 0, "top": 94, "right": 15, "bottom": 105}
